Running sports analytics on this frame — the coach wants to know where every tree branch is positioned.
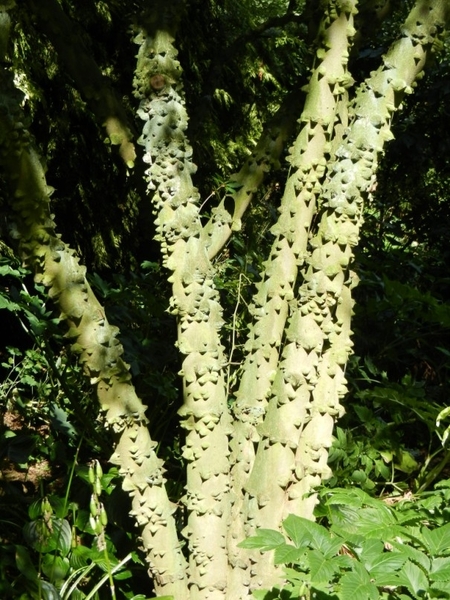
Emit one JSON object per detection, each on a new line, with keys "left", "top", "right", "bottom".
{"left": 0, "top": 31, "right": 187, "bottom": 596}
{"left": 203, "top": 90, "right": 303, "bottom": 260}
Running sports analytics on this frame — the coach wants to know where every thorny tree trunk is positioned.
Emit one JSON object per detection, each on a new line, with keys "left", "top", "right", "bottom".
{"left": 0, "top": 1, "right": 448, "bottom": 599}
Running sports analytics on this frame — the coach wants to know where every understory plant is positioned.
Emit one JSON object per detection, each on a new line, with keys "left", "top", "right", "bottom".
{"left": 2, "top": 454, "right": 147, "bottom": 600}
{"left": 241, "top": 486, "right": 450, "bottom": 599}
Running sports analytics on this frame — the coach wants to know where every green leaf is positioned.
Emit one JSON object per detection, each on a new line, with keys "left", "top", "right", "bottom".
{"left": 283, "top": 515, "right": 333, "bottom": 552}
{"left": 113, "top": 568, "right": 133, "bottom": 580}
{"left": 338, "top": 562, "right": 379, "bottom": 600}
{"left": 351, "top": 470, "right": 368, "bottom": 484}
{"left": 395, "top": 449, "right": 419, "bottom": 474}
{"left": 397, "top": 560, "right": 429, "bottom": 597}
{"left": 28, "top": 499, "right": 43, "bottom": 520}
{"left": 372, "top": 572, "right": 404, "bottom": 588}
{"left": 390, "top": 540, "right": 430, "bottom": 572}
{"left": 52, "top": 518, "right": 72, "bottom": 556}
{"left": 41, "top": 554, "right": 70, "bottom": 582}
{"left": 322, "top": 487, "right": 379, "bottom": 510}
{"left": 308, "top": 550, "right": 342, "bottom": 584}
{"left": 70, "top": 544, "right": 92, "bottom": 569}
{"left": 23, "top": 518, "right": 72, "bottom": 555}
{"left": 251, "top": 590, "right": 283, "bottom": 600}
{"left": 421, "top": 523, "right": 450, "bottom": 556}
{"left": 273, "top": 543, "right": 305, "bottom": 565}
{"left": 6, "top": 433, "right": 36, "bottom": 464}
{"left": 368, "top": 552, "right": 408, "bottom": 578}
{"left": 430, "top": 556, "right": 450, "bottom": 582}
{"left": 140, "top": 261, "right": 159, "bottom": 271}
{"left": 48, "top": 494, "right": 68, "bottom": 519}
{"left": 0, "top": 264, "right": 23, "bottom": 277}
{"left": 49, "top": 404, "right": 77, "bottom": 439}
{"left": 352, "top": 507, "right": 399, "bottom": 539}
{"left": 357, "top": 539, "right": 384, "bottom": 569}
{"left": 250, "top": 592, "right": 269, "bottom": 600}
{"left": 0, "top": 295, "right": 20, "bottom": 310}
{"left": 429, "top": 582, "right": 450, "bottom": 598}
{"left": 15, "top": 544, "right": 38, "bottom": 582}
{"left": 238, "top": 529, "right": 285, "bottom": 551}
{"left": 39, "top": 581, "right": 61, "bottom": 600}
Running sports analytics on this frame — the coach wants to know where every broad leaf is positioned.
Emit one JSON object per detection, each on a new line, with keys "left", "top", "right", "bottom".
{"left": 238, "top": 529, "right": 285, "bottom": 551}
{"left": 52, "top": 518, "right": 72, "bottom": 557}
{"left": 251, "top": 589, "right": 286, "bottom": 600}
{"left": 23, "top": 518, "right": 72, "bottom": 555}
{"left": 15, "top": 545, "right": 38, "bottom": 582}
{"left": 338, "top": 562, "right": 379, "bottom": 600}
{"left": 321, "top": 488, "right": 373, "bottom": 508}
{"left": 368, "top": 552, "right": 408, "bottom": 579}
{"left": 273, "top": 543, "right": 305, "bottom": 565}
{"left": 397, "top": 560, "right": 429, "bottom": 597}
{"left": 421, "top": 523, "right": 450, "bottom": 556}
{"left": 352, "top": 507, "right": 399, "bottom": 539}
{"left": 390, "top": 540, "right": 430, "bottom": 572}
{"left": 41, "top": 554, "right": 70, "bottom": 582}
{"left": 429, "top": 582, "right": 450, "bottom": 599}
{"left": 49, "top": 404, "right": 78, "bottom": 439}
{"left": 283, "top": 515, "right": 333, "bottom": 552}
{"left": 39, "top": 581, "right": 61, "bottom": 600}
{"left": 357, "top": 539, "right": 385, "bottom": 569}
{"left": 372, "top": 572, "right": 404, "bottom": 588}
{"left": 70, "top": 544, "right": 92, "bottom": 569}
{"left": 307, "top": 549, "right": 341, "bottom": 584}
{"left": 430, "top": 556, "right": 450, "bottom": 582}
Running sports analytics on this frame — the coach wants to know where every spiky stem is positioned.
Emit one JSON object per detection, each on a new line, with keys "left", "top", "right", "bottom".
{"left": 0, "top": 65, "right": 188, "bottom": 599}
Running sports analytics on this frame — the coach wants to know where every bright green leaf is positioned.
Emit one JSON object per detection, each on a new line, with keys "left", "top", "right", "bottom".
{"left": 338, "top": 562, "right": 379, "bottom": 600}
{"left": 273, "top": 543, "right": 305, "bottom": 565}
{"left": 352, "top": 507, "right": 399, "bottom": 539}
{"left": 369, "top": 552, "right": 408, "bottom": 578}
{"left": 430, "top": 556, "right": 450, "bottom": 581}
{"left": 390, "top": 540, "right": 430, "bottom": 572}
{"left": 421, "top": 523, "right": 450, "bottom": 556}
{"left": 308, "top": 549, "right": 342, "bottom": 583}
{"left": 238, "top": 529, "right": 285, "bottom": 551}
{"left": 283, "top": 515, "right": 331, "bottom": 551}
{"left": 397, "top": 560, "right": 429, "bottom": 597}
{"left": 357, "top": 539, "right": 384, "bottom": 569}
{"left": 429, "top": 582, "right": 450, "bottom": 599}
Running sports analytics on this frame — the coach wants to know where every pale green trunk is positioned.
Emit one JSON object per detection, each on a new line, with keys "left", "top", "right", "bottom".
{"left": 227, "top": 3, "right": 357, "bottom": 591}
{"left": 237, "top": 0, "right": 448, "bottom": 592}
{"left": 0, "top": 50, "right": 188, "bottom": 598}
{"left": 133, "top": 8, "right": 231, "bottom": 597}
